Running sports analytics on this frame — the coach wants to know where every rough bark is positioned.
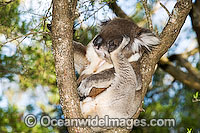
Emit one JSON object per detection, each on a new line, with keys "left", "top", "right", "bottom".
{"left": 141, "top": 0, "right": 192, "bottom": 98}
{"left": 52, "top": 0, "right": 91, "bottom": 132}
{"left": 190, "top": 0, "right": 200, "bottom": 48}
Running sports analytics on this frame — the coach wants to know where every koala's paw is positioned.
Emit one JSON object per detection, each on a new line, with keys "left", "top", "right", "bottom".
{"left": 77, "top": 78, "right": 93, "bottom": 97}
{"left": 110, "top": 36, "right": 130, "bottom": 56}
{"left": 120, "top": 35, "right": 130, "bottom": 50}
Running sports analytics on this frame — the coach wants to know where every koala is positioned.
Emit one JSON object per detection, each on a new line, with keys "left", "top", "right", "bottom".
{"left": 52, "top": 18, "right": 159, "bottom": 131}
{"left": 78, "top": 18, "right": 160, "bottom": 98}
{"left": 92, "top": 18, "right": 159, "bottom": 64}
{"left": 80, "top": 36, "right": 140, "bottom": 118}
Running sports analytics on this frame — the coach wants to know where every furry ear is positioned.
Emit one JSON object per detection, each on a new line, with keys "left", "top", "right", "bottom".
{"left": 132, "top": 31, "right": 160, "bottom": 53}
{"left": 93, "top": 35, "right": 103, "bottom": 49}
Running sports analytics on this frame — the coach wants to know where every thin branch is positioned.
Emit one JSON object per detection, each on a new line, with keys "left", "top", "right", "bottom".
{"left": 158, "top": 57, "right": 200, "bottom": 91}
{"left": 168, "top": 47, "right": 200, "bottom": 80}
{"left": 45, "top": 0, "right": 53, "bottom": 18}
{"left": 181, "top": 47, "right": 199, "bottom": 58}
{"left": 160, "top": 2, "right": 171, "bottom": 17}
{"left": 169, "top": 54, "right": 200, "bottom": 80}
{"left": 0, "top": 32, "right": 50, "bottom": 48}
{"left": 75, "top": 4, "right": 106, "bottom": 27}
{"left": 141, "top": 0, "right": 153, "bottom": 31}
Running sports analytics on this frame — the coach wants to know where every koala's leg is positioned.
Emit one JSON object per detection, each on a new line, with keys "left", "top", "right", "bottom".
{"left": 73, "top": 41, "right": 89, "bottom": 75}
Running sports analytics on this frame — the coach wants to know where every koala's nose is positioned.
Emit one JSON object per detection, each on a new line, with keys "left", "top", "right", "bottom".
{"left": 93, "top": 35, "right": 103, "bottom": 49}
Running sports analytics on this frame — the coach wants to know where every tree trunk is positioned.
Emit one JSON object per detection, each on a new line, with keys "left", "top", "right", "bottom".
{"left": 51, "top": 0, "right": 91, "bottom": 132}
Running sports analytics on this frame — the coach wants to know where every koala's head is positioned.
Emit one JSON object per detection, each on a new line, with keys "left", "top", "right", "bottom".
{"left": 92, "top": 18, "right": 139, "bottom": 61}
{"left": 93, "top": 34, "right": 123, "bottom": 52}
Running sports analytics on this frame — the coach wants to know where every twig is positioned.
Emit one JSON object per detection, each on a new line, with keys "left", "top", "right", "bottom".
{"left": 74, "top": 3, "right": 106, "bottom": 27}
{"left": 169, "top": 47, "right": 199, "bottom": 60}
{"left": 182, "top": 47, "right": 199, "bottom": 58}
{"left": 148, "top": 80, "right": 175, "bottom": 98}
{"left": 0, "top": 31, "right": 50, "bottom": 48}
{"left": 160, "top": 2, "right": 171, "bottom": 17}
{"left": 45, "top": 0, "right": 53, "bottom": 19}
{"left": 141, "top": 0, "right": 153, "bottom": 31}
{"left": 0, "top": 0, "right": 16, "bottom": 7}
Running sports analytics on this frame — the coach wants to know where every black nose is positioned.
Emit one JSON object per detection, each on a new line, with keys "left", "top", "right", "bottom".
{"left": 93, "top": 35, "right": 103, "bottom": 49}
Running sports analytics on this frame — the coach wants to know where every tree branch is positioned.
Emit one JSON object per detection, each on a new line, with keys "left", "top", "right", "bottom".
{"left": 141, "top": 0, "right": 153, "bottom": 31}
{"left": 181, "top": 47, "right": 199, "bottom": 58}
{"left": 158, "top": 57, "right": 200, "bottom": 90}
{"left": 189, "top": 0, "right": 200, "bottom": 49}
{"left": 140, "top": 0, "right": 192, "bottom": 100}
{"left": 169, "top": 54, "right": 200, "bottom": 80}
{"left": 160, "top": 2, "right": 171, "bottom": 17}
{"left": 0, "top": 31, "right": 49, "bottom": 48}
{"left": 107, "top": 1, "right": 129, "bottom": 19}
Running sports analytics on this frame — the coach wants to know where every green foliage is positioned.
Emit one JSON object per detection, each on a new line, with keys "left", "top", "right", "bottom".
{"left": 0, "top": 0, "right": 19, "bottom": 34}
{"left": 0, "top": 44, "right": 57, "bottom": 91}
{"left": 0, "top": 104, "right": 54, "bottom": 133}
{"left": 74, "top": 26, "right": 99, "bottom": 45}
{"left": 193, "top": 92, "right": 199, "bottom": 99}
{"left": 132, "top": 2, "right": 145, "bottom": 23}
{"left": 0, "top": 0, "right": 29, "bottom": 36}
{"left": 0, "top": 51, "right": 21, "bottom": 81}
{"left": 18, "top": 45, "right": 56, "bottom": 91}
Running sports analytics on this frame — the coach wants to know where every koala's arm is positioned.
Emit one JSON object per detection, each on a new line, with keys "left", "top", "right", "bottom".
{"left": 77, "top": 68, "right": 115, "bottom": 97}
{"left": 73, "top": 41, "right": 89, "bottom": 74}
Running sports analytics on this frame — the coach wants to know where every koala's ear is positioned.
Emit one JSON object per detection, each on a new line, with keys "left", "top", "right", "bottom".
{"left": 93, "top": 35, "right": 103, "bottom": 49}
